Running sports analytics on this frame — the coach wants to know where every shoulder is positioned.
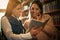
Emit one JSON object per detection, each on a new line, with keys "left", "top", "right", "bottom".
{"left": 43, "top": 14, "right": 51, "bottom": 19}
{"left": 40, "top": 14, "right": 52, "bottom": 22}
{"left": 42, "top": 14, "right": 51, "bottom": 20}
{"left": 1, "top": 16, "right": 8, "bottom": 21}
{"left": 42, "top": 14, "right": 54, "bottom": 26}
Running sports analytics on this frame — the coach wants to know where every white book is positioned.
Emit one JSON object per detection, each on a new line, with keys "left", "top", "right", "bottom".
{"left": 26, "top": 19, "right": 49, "bottom": 33}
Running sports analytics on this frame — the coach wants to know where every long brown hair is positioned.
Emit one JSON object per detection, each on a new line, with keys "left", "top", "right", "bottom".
{"left": 5, "top": 0, "right": 21, "bottom": 17}
{"left": 30, "top": 0, "right": 43, "bottom": 13}
{"left": 30, "top": 0, "right": 43, "bottom": 19}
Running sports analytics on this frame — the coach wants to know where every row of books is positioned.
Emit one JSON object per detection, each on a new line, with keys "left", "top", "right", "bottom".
{"left": 53, "top": 15, "right": 60, "bottom": 27}
{"left": 40, "top": 0, "right": 55, "bottom": 4}
{"left": 43, "top": 1, "right": 60, "bottom": 13}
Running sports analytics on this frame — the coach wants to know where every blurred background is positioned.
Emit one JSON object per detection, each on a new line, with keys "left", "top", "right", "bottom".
{"left": 0, "top": 0, "right": 60, "bottom": 40}
{"left": 0, "top": 0, "right": 9, "bottom": 33}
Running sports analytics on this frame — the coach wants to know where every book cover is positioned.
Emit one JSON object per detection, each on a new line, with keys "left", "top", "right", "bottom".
{"left": 26, "top": 19, "right": 49, "bottom": 33}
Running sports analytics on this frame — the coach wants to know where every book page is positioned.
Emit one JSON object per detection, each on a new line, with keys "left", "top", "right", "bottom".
{"left": 26, "top": 19, "right": 49, "bottom": 33}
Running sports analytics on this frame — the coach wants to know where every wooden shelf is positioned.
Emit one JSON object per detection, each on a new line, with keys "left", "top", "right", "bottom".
{"left": 56, "top": 25, "right": 60, "bottom": 31}
{"left": 41, "top": 0, "right": 60, "bottom": 32}
{"left": 0, "top": 9, "right": 5, "bottom": 12}
{"left": 43, "top": 9, "right": 60, "bottom": 14}
{"left": 40, "top": 0, "right": 55, "bottom": 4}
{"left": 55, "top": 25, "right": 60, "bottom": 27}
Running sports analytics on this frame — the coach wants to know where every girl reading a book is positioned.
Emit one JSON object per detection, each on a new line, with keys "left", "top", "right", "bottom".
{"left": 1, "top": 0, "right": 39, "bottom": 40}
{"left": 24, "top": 0, "right": 57, "bottom": 40}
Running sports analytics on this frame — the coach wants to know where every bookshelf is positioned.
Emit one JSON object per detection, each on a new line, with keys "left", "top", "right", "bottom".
{"left": 40, "top": 0, "right": 55, "bottom": 4}
{"left": 42, "top": 0, "right": 60, "bottom": 14}
{"left": 40, "top": 0, "right": 60, "bottom": 40}
{"left": 40, "top": 0, "right": 60, "bottom": 30}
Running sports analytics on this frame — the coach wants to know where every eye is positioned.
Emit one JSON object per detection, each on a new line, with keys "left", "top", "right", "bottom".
{"left": 17, "top": 8, "right": 20, "bottom": 10}
{"left": 17, "top": 8, "right": 21, "bottom": 10}
{"left": 31, "top": 7, "right": 34, "bottom": 10}
{"left": 36, "top": 8, "right": 39, "bottom": 10}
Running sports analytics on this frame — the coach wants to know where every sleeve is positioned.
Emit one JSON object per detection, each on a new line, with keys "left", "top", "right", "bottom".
{"left": 1, "top": 16, "right": 32, "bottom": 40}
{"left": 43, "top": 15, "right": 57, "bottom": 35}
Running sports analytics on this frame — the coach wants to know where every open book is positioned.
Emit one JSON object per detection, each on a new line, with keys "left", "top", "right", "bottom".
{"left": 26, "top": 19, "right": 49, "bottom": 33}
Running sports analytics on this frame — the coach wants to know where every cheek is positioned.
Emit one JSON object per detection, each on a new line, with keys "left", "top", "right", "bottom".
{"left": 36, "top": 10, "right": 40, "bottom": 14}
{"left": 12, "top": 10, "right": 17, "bottom": 16}
{"left": 13, "top": 10, "right": 18, "bottom": 14}
{"left": 30, "top": 10, "right": 33, "bottom": 16}
{"left": 30, "top": 10, "right": 34, "bottom": 15}
{"left": 17, "top": 12, "right": 21, "bottom": 16}
{"left": 16, "top": 10, "right": 21, "bottom": 15}
{"left": 14, "top": 11, "right": 20, "bottom": 17}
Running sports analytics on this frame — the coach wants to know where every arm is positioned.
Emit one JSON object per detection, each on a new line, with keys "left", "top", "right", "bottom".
{"left": 24, "top": 20, "right": 30, "bottom": 30}
{"left": 42, "top": 15, "right": 57, "bottom": 35}
{"left": 1, "top": 16, "right": 32, "bottom": 40}
{"left": 36, "top": 15, "right": 57, "bottom": 40}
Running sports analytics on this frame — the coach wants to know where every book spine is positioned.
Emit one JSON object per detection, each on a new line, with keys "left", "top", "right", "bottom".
{"left": 43, "top": 0, "right": 60, "bottom": 14}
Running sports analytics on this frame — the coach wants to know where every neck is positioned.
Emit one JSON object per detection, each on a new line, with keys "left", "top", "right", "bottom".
{"left": 11, "top": 14, "right": 17, "bottom": 19}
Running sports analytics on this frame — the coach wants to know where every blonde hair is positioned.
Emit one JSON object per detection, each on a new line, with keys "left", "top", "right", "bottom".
{"left": 5, "top": 0, "right": 21, "bottom": 17}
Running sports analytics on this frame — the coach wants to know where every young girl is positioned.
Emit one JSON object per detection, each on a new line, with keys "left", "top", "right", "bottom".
{"left": 24, "top": 0, "right": 57, "bottom": 40}
{"left": 1, "top": 0, "right": 39, "bottom": 40}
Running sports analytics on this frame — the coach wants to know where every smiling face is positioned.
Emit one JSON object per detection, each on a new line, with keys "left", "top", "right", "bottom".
{"left": 12, "top": 4, "right": 22, "bottom": 18}
{"left": 30, "top": 3, "right": 41, "bottom": 19}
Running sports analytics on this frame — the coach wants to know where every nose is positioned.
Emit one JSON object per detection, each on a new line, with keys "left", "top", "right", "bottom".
{"left": 33, "top": 9, "right": 36, "bottom": 13}
{"left": 19, "top": 10, "right": 22, "bottom": 13}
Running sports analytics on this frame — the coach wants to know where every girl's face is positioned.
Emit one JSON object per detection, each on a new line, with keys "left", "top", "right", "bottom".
{"left": 30, "top": 3, "right": 41, "bottom": 19}
{"left": 12, "top": 4, "right": 22, "bottom": 18}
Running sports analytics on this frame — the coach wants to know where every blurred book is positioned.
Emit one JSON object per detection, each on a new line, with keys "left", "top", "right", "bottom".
{"left": 26, "top": 19, "right": 49, "bottom": 33}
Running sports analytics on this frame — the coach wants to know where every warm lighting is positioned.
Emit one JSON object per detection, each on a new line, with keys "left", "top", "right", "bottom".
{"left": 0, "top": 12, "right": 5, "bottom": 19}
{"left": 0, "top": 0, "right": 9, "bottom": 9}
{"left": 0, "top": 12, "right": 5, "bottom": 32}
{"left": 23, "top": 5, "right": 29, "bottom": 11}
